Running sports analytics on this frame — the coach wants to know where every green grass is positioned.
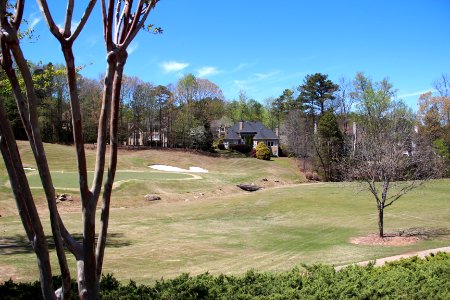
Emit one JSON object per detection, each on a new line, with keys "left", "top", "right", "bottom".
{"left": 0, "top": 142, "right": 449, "bottom": 284}
{"left": 23, "top": 171, "right": 193, "bottom": 189}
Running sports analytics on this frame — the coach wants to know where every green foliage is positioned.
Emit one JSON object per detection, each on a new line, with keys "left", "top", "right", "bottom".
{"left": 256, "top": 141, "right": 271, "bottom": 160}
{"left": 298, "top": 73, "right": 339, "bottom": 117}
{"left": 433, "top": 138, "right": 450, "bottom": 176}
{"left": 316, "top": 110, "right": 344, "bottom": 181}
{"left": 1, "top": 253, "right": 449, "bottom": 299}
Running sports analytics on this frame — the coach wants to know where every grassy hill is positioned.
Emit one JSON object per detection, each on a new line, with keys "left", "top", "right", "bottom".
{"left": 0, "top": 142, "right": 449, "bottom": 283}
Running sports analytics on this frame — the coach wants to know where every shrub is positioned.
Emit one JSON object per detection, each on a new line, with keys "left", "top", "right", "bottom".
{"left": 230, "top": 144, "right": 252, "bottom": 154}
{"left": 1, "top": 253, "right": 449, "bottom": 299}
{"left": 305, "top": 171, "right": 320, "bottom": 181}
{"left": 255, "top": 142, "right": 271, "bottom": 160}
{"left": 217, "top": 143, "right": 226, "bottom": 150}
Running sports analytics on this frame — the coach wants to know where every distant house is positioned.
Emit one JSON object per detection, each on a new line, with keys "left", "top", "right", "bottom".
{"left": 224, "top": 121, "right": 280, "bottom": 156}
{"left": 210, "top": 116, "right": 233, "bottom": 139}
{"left": 127, "top": 124, "right": 168, "bottom": 147}
{"left": 128, "top": 125, "right": 144, "bottom": 146}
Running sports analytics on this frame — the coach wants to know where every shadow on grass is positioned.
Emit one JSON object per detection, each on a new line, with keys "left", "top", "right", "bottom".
{"left": 392, "top": 227, "right": 450, "bottom": 239}
{"left": 0, "top": 232, "right": 132, "bottom": 255}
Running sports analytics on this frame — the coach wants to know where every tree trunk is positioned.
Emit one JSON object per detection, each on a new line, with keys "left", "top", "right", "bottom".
{"left": 378, "top": 206, "right": 384, "bottom": 238}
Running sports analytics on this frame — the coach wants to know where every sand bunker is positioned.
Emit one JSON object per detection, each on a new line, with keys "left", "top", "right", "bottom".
{"left": 149, "top": 165, "right": 208, "bottom": 173}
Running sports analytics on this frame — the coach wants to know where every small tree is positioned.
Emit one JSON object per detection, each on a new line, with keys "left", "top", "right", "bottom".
{"left": 256, "top": 141, "right": 271, "bottom": 160}
{"left": 341, "top": 74, "right": 443, "bottom": 238}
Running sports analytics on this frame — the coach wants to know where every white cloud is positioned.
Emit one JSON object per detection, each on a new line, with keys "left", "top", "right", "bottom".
{"left": 197, "top": 66, "right": 219, "bottom": 77}
{"left": 398, "top": 89, "right": 434, "bottom": 98}
{"left": 254, "top": 71, "right": 279, "bottom": 80}
{"left": 160, "top": 61, "right": 189, "bottom": 73}
{"left": 30, "top": 17, "right": 41, "bottom": 28}
{"left": 28, "top": 11, "right": 42, "bottom": 28}
{"left": 232, "top": 63, "right": 249, "bottom": 72}
{"left": 128, "top": 42, "right": 139, "bottom": 54}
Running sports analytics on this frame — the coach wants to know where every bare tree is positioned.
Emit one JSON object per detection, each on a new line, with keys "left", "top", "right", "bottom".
{"left": 341, "top": 74, "right": 443, "bottom": 238}
{"left": 332, "top": 77, "right": 355, "bottom": 134}
{"left": 285, "top": 109, "right": 314, "bottom": 171}
{"left": 0, "top": 1, "right": 160, "bottom": 299}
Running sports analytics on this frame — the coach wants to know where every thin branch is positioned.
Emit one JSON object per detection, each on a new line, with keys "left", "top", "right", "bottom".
{"left": 57, "top": 213, "right": 83, "bottom": 259}
{"left": 114, "top": 0, "right": 125, "bottom": 43}
{"left": 63, "top": 0, "right": 74, "bottom": 37}
{"left": 96, "top": 54, "right": 127, "bottom": 277}
{"left": 384, "top": 180, "right": 424, "bottom": 208}
{"left": 69, "top": 0, "right": 97, "bottom": 43}
{"left": 0, "top": 41, "right": 32, "bottom": 136}
{"left": 36, "top": 0, "right": 63, "bottom": 41}
{"left": 116, "top": 0, "right": 132, "bottom": 44}
{"left": 11, "top": 0, "right": 25, "bottom": 30}
{"left": 103, "top": 0, "right": 115, "bottom": 50}
{"left": 120, "top": 0, "right": 158, "bottom": 50}
{"left": 90, "top": 57, "right": 116, "bottom": 201}
{"left": 61, "top": 47, "right": 92, "bottom": 205}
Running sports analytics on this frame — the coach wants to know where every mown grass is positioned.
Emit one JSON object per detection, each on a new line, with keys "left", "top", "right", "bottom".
{"left": 0, "top": 142, "right": 449, "bottom": 284}
{"left": 24, "top": 171, "right": 193, "bottom": 189}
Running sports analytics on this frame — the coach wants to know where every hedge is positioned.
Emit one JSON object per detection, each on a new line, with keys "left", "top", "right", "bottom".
{"left": 1, "top": 253, "right": 449, "bottom": 299}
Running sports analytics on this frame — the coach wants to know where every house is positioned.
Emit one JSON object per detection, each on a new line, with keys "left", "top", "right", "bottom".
{"left": 224, "top": 121, "right": 280, "bottom": 156}
{"left": 210, "top": 116, "right": 233, "bottom": 139}
{"left": 127, "top": 124, "right": 168, "bottom": 147}
{"left": 128, "top": 125, "right": 144, "bottom": 146}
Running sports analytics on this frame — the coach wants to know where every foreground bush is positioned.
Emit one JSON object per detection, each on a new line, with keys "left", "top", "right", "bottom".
{"left": 1, "top": 253, "right": 449, "bottom": 299}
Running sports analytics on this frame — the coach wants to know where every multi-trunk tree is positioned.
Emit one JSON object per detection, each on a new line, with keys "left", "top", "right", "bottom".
{"left": 0, "top": 1, "right": 160, "bottom": 299}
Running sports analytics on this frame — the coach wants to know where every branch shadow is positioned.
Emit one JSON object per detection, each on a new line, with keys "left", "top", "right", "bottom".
{"left": 0, "top": 232, "right": 132, "bottom": 255}
{"left": 392, "top": 227, "right": 450, "bottom": 239}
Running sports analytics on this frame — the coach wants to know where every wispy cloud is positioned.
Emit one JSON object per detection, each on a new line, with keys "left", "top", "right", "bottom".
{"left": 232, "top": 70, "right": 280, "bottom": 94}
{"left": 28, "top": 11, "right": 41, "bottom": 28}
{"left": 398, "top": 89, "right": 434, "bottom": 98}
{"left": 128, "top": 42, "right": 139, "bottom": 54}
{"left": 254, "top": 71, "right": 280, "bottom": 80}
{"left": 231, "top": 63, "right": 250, "bottom": 72}
{"left": 234, "top": 71, "right": 279, "bottom": 85}
{"left": 30, "top": 17, "right": 41, "bottom": 28}
{"left": 197, "top": 66, "right": 219, "bottom": 77}
{"left": 160, "top": 61, "right": 189, "bottom": 73}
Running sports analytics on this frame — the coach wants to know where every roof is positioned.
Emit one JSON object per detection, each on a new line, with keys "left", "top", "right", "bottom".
{"left": 224, "top": 121, "right": 279, "bottom": 140}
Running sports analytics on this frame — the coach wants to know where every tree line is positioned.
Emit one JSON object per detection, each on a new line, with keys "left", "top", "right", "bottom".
{"left": 3, "top": 63, "right": 448, "bottom": 176}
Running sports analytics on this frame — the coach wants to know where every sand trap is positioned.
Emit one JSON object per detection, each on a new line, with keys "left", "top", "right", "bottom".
{"left": 149, "top": 164, "right": 208, "bottom": 173}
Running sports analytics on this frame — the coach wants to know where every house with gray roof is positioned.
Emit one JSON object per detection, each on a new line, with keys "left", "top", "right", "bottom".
{"left": 223, "top": 121, "right": 280, "bottom": 156}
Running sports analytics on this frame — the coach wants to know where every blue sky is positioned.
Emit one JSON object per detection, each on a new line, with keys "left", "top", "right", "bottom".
{"left": 21, "top": 0, "right": 450, "bottom": 109}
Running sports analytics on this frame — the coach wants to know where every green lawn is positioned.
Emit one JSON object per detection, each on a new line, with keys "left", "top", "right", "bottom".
{"left": 0, "top": 142, "right": 449, "bottom": 284}
{"left": 22, "top": 170, "right": 193, "bottom": 190}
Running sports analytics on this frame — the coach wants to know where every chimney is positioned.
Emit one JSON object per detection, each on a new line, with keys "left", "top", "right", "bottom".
{"left": 275, "top": 127, "right": 279, "bottom": 137}
{"left": 239, "top": 121, "right": 243, "bottom": 131}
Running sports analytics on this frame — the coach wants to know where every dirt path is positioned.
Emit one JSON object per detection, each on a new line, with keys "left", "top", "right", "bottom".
{"left": 336, "top": 246, "right": 450, "bottom": 270}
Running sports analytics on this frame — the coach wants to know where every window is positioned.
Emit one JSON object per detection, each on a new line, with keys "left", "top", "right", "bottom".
{"left": 267, "top": 141, "right": 274, "bottom": 147}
